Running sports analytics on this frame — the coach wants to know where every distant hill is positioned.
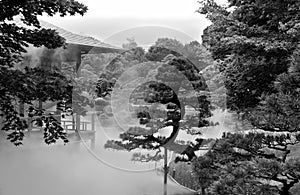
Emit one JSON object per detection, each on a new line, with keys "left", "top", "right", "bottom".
{"left": 104, "top": 26, "right": 196, "bottom": 49}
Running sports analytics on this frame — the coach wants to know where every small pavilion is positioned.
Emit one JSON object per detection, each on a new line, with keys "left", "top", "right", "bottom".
{"left": 15, "top": 20, "right": 123, "bottom": 144}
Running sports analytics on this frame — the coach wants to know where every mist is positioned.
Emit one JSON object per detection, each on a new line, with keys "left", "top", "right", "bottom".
{"left": 0, "top": 118, "right": 195, "bottom": 195}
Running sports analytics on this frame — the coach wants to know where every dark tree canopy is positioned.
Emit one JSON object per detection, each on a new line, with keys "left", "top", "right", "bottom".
{"left": 0, "top": 0, "right": 88, "bottom": 145}
{"left": 193, "top": 1, "right": 300, "bottom": 194}
{"left": 147, "top": 38, "right": 212, "bottom": 71}
{"left": 199, "top": 0, "right": 300, "bottom": 110}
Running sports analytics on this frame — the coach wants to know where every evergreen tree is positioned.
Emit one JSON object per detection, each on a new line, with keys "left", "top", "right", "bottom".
{"left": 199, "top": 0, "right": 300, "bottom": 111}
{"left": 192, "top": 1, "right": 300, "bottom": 194}
{"left": 105, "top": 47, "right": 213, "bottom": 162}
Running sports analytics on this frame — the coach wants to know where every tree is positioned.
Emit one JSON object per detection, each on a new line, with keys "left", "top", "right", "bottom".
{"left": 104, "top": 46, "right": 214, "bottom": 163}
{"left": 81, "top": 52, "right": 119, "bottom": 75}
{"left": 192, "top": 1, "right": 300, "bottom": 194}
{"left": 122, "top": 37, "right": 138, "bottom": 50}
{"left": 183, "top": 41, "right": 212, "bottom": 71}
{"left": 0, "top": 0, "right": 88, "bottom": 145}
{"left": 194, "top": 131, "right": 300, "bottom": 194}
{"left": 105, "top": 47, "right": 145, "bottom": 77}
{"left": 199, "top": 0, "right": 300, "bottom": 111}
{"left": 153, "top": 38, "right": 185, "bottom": 54}
{"left": 192, "top": 154, "right": 219, "bottom": 195}
{"left": 149, "top": 38, "right": 212, "bottom": 70}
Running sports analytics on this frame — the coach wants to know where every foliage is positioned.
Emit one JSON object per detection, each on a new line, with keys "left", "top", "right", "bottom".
{"left": 81, "top": 53, "right": 119, "bottom": 75}
{"left": 192, "top": 154, "right": 220, "bottom": 194}
{"left": 152, "top": 38, "right": 185, "bottom": 54}
{"left": 105, "top": 47, "right": 145, "bottom": 78}
{"left": 0, "top": 0, "right": 87, "bottom": 145}
{"left": 145, "top": 46, "right": 182, "bottom": 62}
{"left": 168, "top": 161, "right": 199, "bottom": 190}
{"left": 193, "top": 1, "right": 300, "bottom": 194}
{"left": 183, "top": 41, "right": 213, "bottom": 71}
{"left": 199, "top": 0, "right": 300, "bottom": 110}
{"left": 192, "top": 47, "right": 300, "bottom": 194}
{"left": 147, "top": 38, "right": 212, "bottom": 70}
{"left": 131, "top": 151, "right": 164, "bottom": 162}
{"left": 95, "top": 73, "right": 116, "bottom": 98}
{"left": 122, "top": 37, "right": 138, "bottom": 50}
{"left": 104, "top": 45, "right": 214, "bottom": 162}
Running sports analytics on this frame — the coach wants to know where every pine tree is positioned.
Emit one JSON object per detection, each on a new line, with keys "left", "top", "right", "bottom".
{"left": 104, "top": 46, "right": 213, "bottom": 162}
{"left": 193, "top": 1, "right": 300, "bottom": 194}
{"left": 193, "top": 47, "right": 300, "bottom": 195}
{"left": 199, "top": 0, "right": 300, "bottom": 111}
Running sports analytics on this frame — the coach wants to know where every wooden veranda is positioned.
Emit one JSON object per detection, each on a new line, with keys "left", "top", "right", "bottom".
{"left": 16, "top": 20, "right": 123, "bottom": 145}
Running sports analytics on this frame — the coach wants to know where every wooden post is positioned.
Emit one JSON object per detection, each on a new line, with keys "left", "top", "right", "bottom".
{"left": 90, "top": 112, "right": 96, "bottom": 150}
{"left": 72, "top": 114, "right": 75, "bottom": 130}
{"left": 28, "top": 117, "right": 32, "bottom": 133}
{"left": 75, "top": 47, "right": 82, "bottom": 77}
{"left": 91, "top": 135, "right": 96, "bottom": 150}
{"left": 55, "top": 103, "right": 61, "bottom": 125}
{"left": 164, "top": 147, "right": 168, "bottom": 195}
{"left": 38, "top": 100, "right": 43, "bottom": 130}
{"left": 75, "top": 47, "right": 82, "bottom": 139}
{"left": 91, "top": 112, "right": 95, "bottom": 131}
{"left": 75, "top": 113, "right": 81, "bottom": 136}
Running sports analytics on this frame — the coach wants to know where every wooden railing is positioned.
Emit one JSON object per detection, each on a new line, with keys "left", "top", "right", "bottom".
{"left": 19, "top": 112, "right": 97, "bottom": 132}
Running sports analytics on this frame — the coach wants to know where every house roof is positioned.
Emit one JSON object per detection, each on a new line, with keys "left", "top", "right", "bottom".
{"left": 38, "top": 20, "right": 122, "bottom": 52}
{"left": 13, "top": 18, "right": 122, "bottom": 52}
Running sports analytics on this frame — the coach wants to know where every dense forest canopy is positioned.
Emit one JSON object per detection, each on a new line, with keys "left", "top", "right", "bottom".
{"left": 192, "top": 0, "right": 300, "bottom": 194}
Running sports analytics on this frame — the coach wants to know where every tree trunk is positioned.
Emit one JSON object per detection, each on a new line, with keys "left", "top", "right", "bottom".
{"left": 164, "top": 147, "right": 168, "bottom": 195}
{"left": 180, "top": 101, "right": 185, "bottom": 120}
{"left": 38, "top": 99, "right": 42, "bottom": 110}
{"left": 19, "top": 102, "right": 24, "bottom": 117}
{"left": 280, "top": 184, "right": 291, "bottom": 195}
{"left": 201, "top": 187, "right": 206, "bottom": 195}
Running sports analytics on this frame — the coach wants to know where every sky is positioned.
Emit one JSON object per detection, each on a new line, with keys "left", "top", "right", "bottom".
{"left": 41, "top": 0, "right": 228, "bottom": 46}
